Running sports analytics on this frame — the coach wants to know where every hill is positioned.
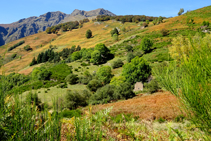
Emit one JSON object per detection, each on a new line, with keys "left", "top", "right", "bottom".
{"left": 0, "top": 8, "right": 115, "bottom": 46}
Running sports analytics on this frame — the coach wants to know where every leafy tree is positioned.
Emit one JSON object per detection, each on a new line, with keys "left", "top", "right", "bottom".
{"left": 86, "top": 29, "right": 92, "bottom": 39}
{"left": 89, "top": 84, "right": 116, "bottom": 105}
{"left": 65, "top": 90, "right": 90, "bottom": 109}
{"left": 178, "top": 8, "right": 184, "bottom": 16}
{"left": 54, "top": 52, "right": 61, "bottom": 63}
{"left": 127, "top": 52, "right": 135, "bottom": 63}
{"left": 114, "top": 82, "right": 135, "bottom": 100}
{"left": 96, "top": 66, "right": 113, "bottom": 85}
{"left": 38, "top": 68, "right": 52, "bottom": 80}
{"left": 65, "top": 74, "right": 79, "bottom": 85}
{"left": 111, "top": 59, "right": 124, "bottom": 69}
{"left": 30, "top": 57, "right": 37, "bottom": 66}
{"left": 113, "top": 33, "right": 118, "bottom": 41}
{"left": 110, "top": 28, "right": 119, "bottom": 37}
{"left": 87, "top": 79, "right": 102, "bottom": 92}
{"left": 140, "top": 37, "right": 153, "bottom": 53}
{"left": 122, "top": 56, "right": 151, "bottom": 84}
{"left": 94, "top": 43, "right": 110, "bottom": 57}
{"left": 144, "top": 79, "right": 160, "bottom": 94}
{"left": 71, "top": 51, "right": 81, "bottom": 61}
{"left": 76, "top": 45, "right": 81, "bottom": 51}
{"left": 46, "top": 27, "right": 52, "bottom": 34}
{"left": 90, "top": 50, "right": 101, "bottom": 65}
{"left": 158, "top": 16, "right": 163, "bottom": 23}
{"left": 110, "top": 76, "right": 126, "bottom": 86}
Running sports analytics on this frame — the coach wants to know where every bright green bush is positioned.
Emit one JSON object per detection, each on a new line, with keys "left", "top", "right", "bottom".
{"left": 140, "top": 37, "right": 153, "bottom": 53}
{"left": 96, "top": 66, "right": 113, "bottom": 85}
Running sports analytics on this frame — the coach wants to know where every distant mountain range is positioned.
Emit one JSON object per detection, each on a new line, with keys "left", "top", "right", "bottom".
{"left": 0, "top": 8, "right": 116, "bottom": 46}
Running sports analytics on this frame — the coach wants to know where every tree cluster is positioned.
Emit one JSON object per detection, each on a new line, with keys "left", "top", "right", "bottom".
{"left": 8, "top": 40, "right": 25, "bottom": 51}
{"left": 95, "top": 15, "right": 166, "bottom": 23}
{"left": 46, "top": 21, "right": 80, "bottom": 34}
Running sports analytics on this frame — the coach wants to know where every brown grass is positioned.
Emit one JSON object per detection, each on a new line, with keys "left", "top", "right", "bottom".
{"left": 91, "top": 91, "right": 183, "bottom": 120}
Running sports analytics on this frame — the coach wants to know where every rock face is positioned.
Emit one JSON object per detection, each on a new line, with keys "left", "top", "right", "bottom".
{"left": 0, "top": 8, "right": 115, "bottom": 46}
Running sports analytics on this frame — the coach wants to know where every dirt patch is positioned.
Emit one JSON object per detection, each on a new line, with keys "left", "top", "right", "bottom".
{"left": 91, "top": 91, "right": 183, "bottom": 120}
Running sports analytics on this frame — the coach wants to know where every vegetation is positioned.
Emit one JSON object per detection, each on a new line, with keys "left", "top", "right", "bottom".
{"left": 86, "top": 29, "right": 92, "bottom": 39}
{"left": 8, "top": 40, "right": 25, "bottom": 51}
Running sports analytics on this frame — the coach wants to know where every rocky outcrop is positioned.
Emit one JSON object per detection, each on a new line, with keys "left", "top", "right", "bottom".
{"left": 0, "top": 8, "right": 115, "bottom": 46}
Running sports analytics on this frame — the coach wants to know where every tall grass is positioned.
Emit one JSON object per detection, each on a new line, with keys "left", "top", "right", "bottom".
{"left": 0, "top": 51, "right": 61, "bottom": 140}
{"left": 154, "top": 34, "right": 211, "bottom": 136}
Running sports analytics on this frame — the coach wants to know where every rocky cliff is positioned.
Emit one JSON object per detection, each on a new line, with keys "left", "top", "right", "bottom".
{"left": 0, "top": 8, "right": 115, "bottom": 46}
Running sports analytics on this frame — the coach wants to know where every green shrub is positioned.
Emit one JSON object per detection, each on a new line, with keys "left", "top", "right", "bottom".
{"left": 174, "top": 115, "right": 185, "bottom": 122}
{"left": 8, "top": 40, "right": 25, "bottom": 51}
{"left": 86, "top": 29, "right": 92, "bottom": 39}
{"left": 140, "top": 37, "right": 153, "bottom": 53}
{"left": 87, "top": 79, "right": 102, "bottom": 92}
{"left": 111, "top": 113, "right": 139, "bottom": 123}
{"left": 114, "top": 82, "right": 135, "bottom": 100}
{"left": 11, "top": 53, "right": 17, "bottom": 58}
{"left": 65, "top": 74, "right": 79, "bottom": 85}
{"left": 24, "top": 45, "right": 33, "bottom": 51}
{"left": 96, "top": 66, "right": 113, "bottom": 85}
{"left": 60, "top": 109, "right": 82, "bottom": 118}
{"left": 144, "top": 79, "right": 160, "bottom": 94}
{"left": 125, "top": 45, "right": 133, "bottom": 52}
{"left": 112, "top": 59, "right": 124, "bottom": 69}
{"left": 65, "top": 90, "right": 91, "bottom": 109}
{"left": 157, "top": 117, "right": 165, "bottom": 123}
{"left": 89, "top": 85, "right": 116, "bottom": 105}
{"left": 127, "top": 52, "right": 135, "bottom": 63}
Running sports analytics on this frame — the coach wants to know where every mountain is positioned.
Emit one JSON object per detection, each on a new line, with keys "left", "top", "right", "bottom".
{"left": 0, "top": 8, "right": 116, "bottom": 46}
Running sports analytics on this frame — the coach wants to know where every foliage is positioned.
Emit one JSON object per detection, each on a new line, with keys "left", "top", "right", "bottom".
{"left": 125, "top": 45, "right": 133, "bottom": 52}
{"left": 202, "top": 21, "right": 210, "bottom": 27}
{"left": 127, "top": 52, "right": 135, "bottom": 63}
{"left": 111, "top": 59, "right": 124, "bottom": 69}
{"left": 90, "top": 50, "right": 101, "bottom": 65}
{"left": 65, "top": 74, "right": 79, "bottom": 85}
{"left": 122, "top": 56, "right": 151, "bottom": 84}
{"left": 87, "top": 79, "right": 102, "bottom": 92}
{"left": 110, "top": 27, "right": 119, "bottom": 37}
{"left": 8, "top": 40, "right": 25, "bottom": 51}
{"left": 96, "top": 66, "right": 113, "bottom": 85}
{"left": 140, "top": 37, "right": 153, "bottom": 53}
{"left": 65, "top": 90, "right": 91, "bottom": 109}
{"left": 178, "top": 8, "right": 184, "bottom": 16}
{"left": 110, "top": 76, "right": 126, "bottom": 86}
{"left": 38, "top": 68, "right": 52, "bottom": 80}
{"left": 144, "top": 79, "right": 160, "bottom": 94}
{"left": 49, "top": 63, "right": 72, "bottom": 81}
{"left": 113, "top": 33, "right": 118, "bottom": 41}
{"left": 161, "top": 28, "right": 169, "bottom": 36}
{"left": 60, "top": 109, "right": 82, "bottom": 118}
{"left": 113, "top": 82, "right": 135, "bottom": 100}
{"left": 89, "top": 84, "right": 116, "bottom": 105}
{"left": 154, "top": 34, "right": 211, "bottom": 134}
{"left": 23, "top": 45, "right": 32, "bottom": 51}
{"left": 86, "top": 29, "right": 92, "bottom": 39}
{"left": 29, "top": 57, "right": 37, "bottom": 66}
{"left": 71, "top": 51, "right": 81, "bottom": 61}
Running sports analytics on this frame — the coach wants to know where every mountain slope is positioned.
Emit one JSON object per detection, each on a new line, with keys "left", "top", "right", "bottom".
{"left": 0, "top": 8, "right": 115, "bottom": 46}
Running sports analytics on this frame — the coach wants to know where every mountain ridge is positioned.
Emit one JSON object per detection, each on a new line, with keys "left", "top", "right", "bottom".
{"left": 0, "top": 8, "right": 116, "bottom": 46}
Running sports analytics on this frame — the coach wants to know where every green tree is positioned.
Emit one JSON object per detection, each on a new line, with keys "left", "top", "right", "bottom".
{"left": 30, "top": 57, "right": 37, "bottom": 66}
{"left": 90, "top": 50, "right": 101, "bottom": 65}
{"left": 38, "top": 68, "right": 52, "bottom": 80}
{"left": 65, "top": 74, "right": 79, "bottom": 85}
{"left": 178, "top": 8, "right": 184, "bottom": 16}
{"left": 113, "top": 33, "right": 118, "bottom": 41}
{"left": 94, "top": 43, "right": 110, "bottom": 57}
{"left": 127, "top": 52, "right": 135, "bottom": 63}
{"left": 96, "top": 66, "right": 113, "bottom": 85}
{"left": 140, "top": 37, "right": 153, "bottom": 53}
{"left": 114, "top": 82, "right": 135, "bottom": 100}
{"left": 111, "top": 59, "right": 124, "bottom": 69}
{"left": 110, "top": 27, "right": 119, "bottom": 37}
{"left": 110, "top": 76, "right": 126, "bottom": 86}
{"left": 86, "top": 29, "right": 92, "bottom": 39}
{"left": 125, "top": 45, "right": 133, "bottom": 52}
{"left": 87, "top": 79, "right": 102, "bottom": 92}
{"left": 122, "top": 56, "right": 151, "bottom": 84}
{"left": 71, "top": 51, "right": 81, "bottom": 61}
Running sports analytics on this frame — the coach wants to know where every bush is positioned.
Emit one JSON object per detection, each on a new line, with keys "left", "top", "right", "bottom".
{"left": 127, "top": 52, "right": 135, "bottom": 63}
{"left": 114, "top": 82, "right": 135, "bottom": 100}
{"left": 86, "top": 29, "right": 92, "bottom": 39}
{"left": 60, "top": 109, "right": 82, "bottom": 118}
{"left": 11, "top": 53, "right": 17, "bottom": 58}
{"left": 113, "top": 33, "right": 118, "bottom": 41}
{"left": 24, "top": 45, "right": 33, "bottom": 51}
{"left": 144, "top": 79, "right": 160, "bottom": 94}
{"left": 110, "top": 27, "right": 119, "bottom": 37}
{"left": 96, "top": 66, "right": 113, "bottom": 85}
{"left": 112, "top": 59, "right": 124, "bottom": 69}
{"left": 161, "top": 29, "right": 169, "bottom": 36}
{"left": 140, "top": 37, "right": 153, "bottom": 53}
{"left": 87, "top": 79, "right": 102, "bottom": 92}
{"left": 89, "top": 85, "right": 116, "bottom": 105}
{"left": 125, "top": 45, "right": 133, "bottom": 52}
{"left": 8, "top": 40, "right": 25, "bottom": 51}
{"left": 122, "top": 56, "right": 151, "bottom": 84}
{"left": 65, "top": 74, "right": 79, "bottom": 85}
{"left": 65, "top": 90, "right": 91, "bottom": 109}
{"left": 38, "top": 69, "right": 52, "bottom": 80}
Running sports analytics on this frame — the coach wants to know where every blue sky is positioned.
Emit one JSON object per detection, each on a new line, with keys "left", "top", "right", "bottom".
{"left": 0, "top": 0, "right": 210, "bottom": 24}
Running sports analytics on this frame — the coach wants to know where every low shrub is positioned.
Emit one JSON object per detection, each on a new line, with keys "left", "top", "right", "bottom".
{"left": 65, "top": 74, "right": 79, "bottom": 85}
{"left": 144, "top": 79, "right": 160, "bottom": 94}
{"left": 8, "top": 40, "right": 25, "bottom": 51}
{"left": 65, "top": 90, "right": 91, "bottom": 109}
{"left": 87, "top": 79, "right": 102, "bottom": 92}
{"left": 112, "top": 59, "right": 124, "bottom": 69}
{"left": 60, "top": 109, "right": 82, "bottom": 118}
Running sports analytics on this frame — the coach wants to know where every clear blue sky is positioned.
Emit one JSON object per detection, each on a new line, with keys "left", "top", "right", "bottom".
{"left": 0, "top": 0, "right": 210, "bottom": 24}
